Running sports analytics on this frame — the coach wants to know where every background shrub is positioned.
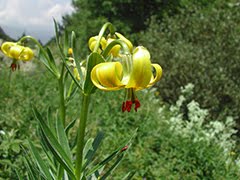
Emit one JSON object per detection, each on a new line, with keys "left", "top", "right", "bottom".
{"left": 139, "top": 1, "right": 240, "bottom": 129}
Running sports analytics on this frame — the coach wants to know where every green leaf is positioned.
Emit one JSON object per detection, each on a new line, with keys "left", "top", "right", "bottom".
{"left": 83, "top": 52, "right": 105, "bottom": 94}
{"left": 70, "top": 31, "right": 84, "bottom": 85}
{"left": 100, "top": 154, "right": 124, "bottom": 180}
{"left": 46, "top": 47, "right": 60, "bottom": 77}
{"left": 22, "top": 147, "right": 44, "bottom": 180}
{"left": 38, "top": 130, "right": 57, "bottom": 173}
{"left": 65, "top": 118, "right": 77, "bottom": 136}
{"left": 32, "top": 106, "right": 75, "bottom": 179}
{"left": 86, "top": 129, "right": 137, "bottom": 177}
{"left": 66, "top": 82, "right": 78, "bottom": 105}
{"left": 47, "top": 107, "right": 56, "bottom": 137}
{"left": 28, "top": 140, "right": 53, "bottom": 180}
{"left": 63, "top": 61, "right": 82, "bottom": 89}
{"left": 24, "top": 157, "right": 38, "bottom": 180}
{"left": 53, "top": 19, "right": 65, "bottom": 60}
{"left": 56, "top": 115, "right": 72, "bottom": 158}
{"left": 122, "top": 171, "right": 135, "bottom": 180}
{"left": 82, "top": 132, "right": 104, "bottom": 170}
{"left": 41, "top": 127, "right": 76, "bottom": 180}
{"left": 82, "top": 138, "right": 94, "bottom": 165}
{"left": 38, "top": 49, "right": 56, "bottom": 77}
{"left": 64, "top": 30, "right": 69, "bottom": 56}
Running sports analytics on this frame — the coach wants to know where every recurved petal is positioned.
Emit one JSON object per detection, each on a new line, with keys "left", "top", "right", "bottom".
{"left": 91, "top": 62, "right": 124, "bottom": 91}
{"left": 147, "top": 64, "right": 162, "bottom": 87}
{"left": 1, "top": 42, "right": 16, "bottom": 58}
{"left": 19, "top": 47, "right": 34, "bottom": 61}
{"left": 9, "top": 45, "right": 25, "bottom": 60}
{"left": 115, "top": 32, "right": 133, "bottom": 52}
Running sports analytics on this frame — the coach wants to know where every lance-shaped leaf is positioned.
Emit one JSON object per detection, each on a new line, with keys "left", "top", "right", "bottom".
{"left": 56, "top": 115, "right": 72, "bottom": 158}
{"left": 85, "top": 128, "right": 137, "bottom": 177}
{"left": 38, "top": 48, "right": 57, "bottom": 77}
{"left": 40, "top": 125, "right": 76, "bottom": 180}
{"left": 46, "top": 47, "right": 60, "bottom": 77}
{"left": 82, "top": 132, "right": 104, "bottom": 170}
{"left": 53, "top": 19, "right": 65, "bottom": 60}
{"left": 122, "top": 171, "right": 135, "bottom": 180}
{"left": 100, "top": 154, "right": 124, "bottom": 180}
{"left": 70, "top": 31, "right": 84, "bottom": 85}
{"left": 32, "top": 106, "right": 75, "bottom": 179}
{"left": 28, "top": 140, "right": 53, "bottom": 180}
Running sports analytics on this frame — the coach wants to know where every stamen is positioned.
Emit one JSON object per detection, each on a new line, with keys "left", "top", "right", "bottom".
{"left": 126, "top": 100, "right": 132, "bottom": 112}
{"left": 134, "top": 99, "right": 141, "bottom": 112}
{"left": 122, "top": 100, "right": 133, "bottom": 112}
{"left": 10, "top": 63, "right": 17, "bottom": 71}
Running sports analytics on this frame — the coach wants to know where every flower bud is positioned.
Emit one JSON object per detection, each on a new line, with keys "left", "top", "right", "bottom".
{"left": 88, "top": 36, "right": 107, "bottom": 52}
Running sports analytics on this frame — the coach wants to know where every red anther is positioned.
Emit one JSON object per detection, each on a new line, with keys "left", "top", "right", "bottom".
{"left": 121, "top": 145, "right": 128, "bottom": 152}
{"left": 126, "top": 101, "right": 132, "bottom": 112}
{"left": 134, "top": 99, "right": 141, "bottom": 112}
{"left": 10, "top": 63, "right": 17, "bottom": 71}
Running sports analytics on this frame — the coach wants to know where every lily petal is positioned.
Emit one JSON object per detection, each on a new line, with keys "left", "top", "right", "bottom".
{"left": 9, "top": 45, "right": 25, "bottom": 60}
{"left": 1, "top": 42, "right": 16, "bottom": 58}
{"left": 91, "top": 62, "right": 124, "bottom": 91}
{"left": 115, "top": 32, "right": 133, "bottom": 52}
{"left": 19, "top": 47, "right": 34, "bottom": 61}
{"left": 125, "top": 46, "right": 152, "bottom": 88}
{"left": 147, "top": 64, "right": 163, "bottom": 87}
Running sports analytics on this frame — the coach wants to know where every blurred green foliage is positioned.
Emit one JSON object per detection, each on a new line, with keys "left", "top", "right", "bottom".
{"left": 139, "top": 1, "right": 240, "bottom": 128}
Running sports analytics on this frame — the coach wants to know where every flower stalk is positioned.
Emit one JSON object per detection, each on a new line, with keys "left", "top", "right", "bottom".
{"left": 75, "top": 93, "right": 90, "bottom": 179}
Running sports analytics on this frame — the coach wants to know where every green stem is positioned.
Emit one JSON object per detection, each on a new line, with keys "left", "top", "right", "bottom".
{"left": 18, "top": 36, "right": 48, "bottom": 59}
{"left": 102, "top": 39, "right": 130, "bottom": 58}
{"left": 93, "top": 22, "right": 115, "bottom": 53}
{"left": 18, "top": 36, "right": 60, "bottom": 78}
{"left": 75, "top": 93, "right": 90, "bottom": 179}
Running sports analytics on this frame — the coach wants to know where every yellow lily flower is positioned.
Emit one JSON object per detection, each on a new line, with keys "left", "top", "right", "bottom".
{"left": 1, "top": 42, "right": 34, "bottom": 61}
{"left": 1, "top": 41, "right": 34, "bottom": 71}
{"left": 91, "top": 46, "right": 162, "bottom": 112}
{"left": 88, "top": 36, "right": 107, "bottom": 53}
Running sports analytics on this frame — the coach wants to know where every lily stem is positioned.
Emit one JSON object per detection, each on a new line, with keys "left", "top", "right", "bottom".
{"left": 75, "top": 93, "right": 90, "bottom": 179}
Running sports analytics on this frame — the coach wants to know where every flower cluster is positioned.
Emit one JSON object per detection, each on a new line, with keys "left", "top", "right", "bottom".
{"left": 1, "top": 42, "right": 34, "bottom": 71}
{"left": 0, "top": 25, "right": 162, "bottom": 113}
{"left": 89, "top": 32, "right": 162, "bottom": 112}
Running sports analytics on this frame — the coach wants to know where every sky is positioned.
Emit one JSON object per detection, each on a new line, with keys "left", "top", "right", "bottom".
{"left": 0, "top": 0, "right": 74, "bottom": 44}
